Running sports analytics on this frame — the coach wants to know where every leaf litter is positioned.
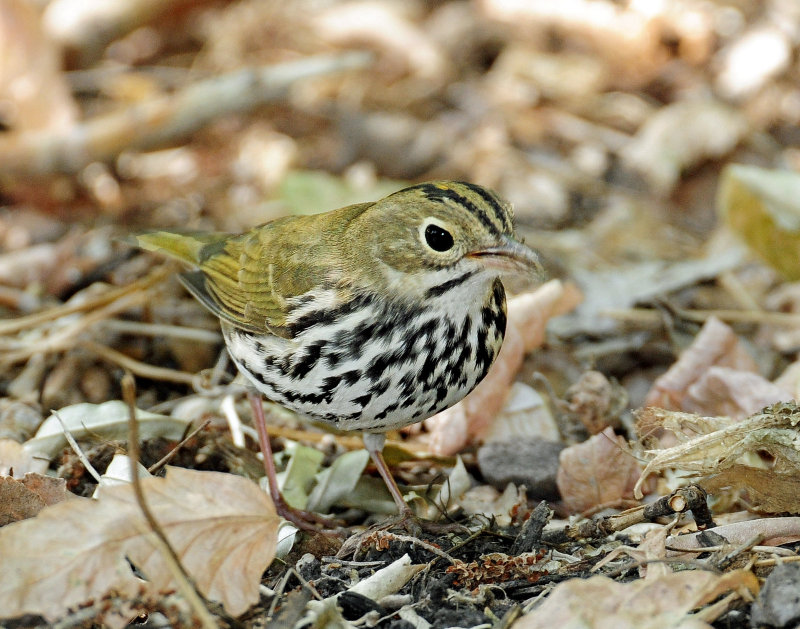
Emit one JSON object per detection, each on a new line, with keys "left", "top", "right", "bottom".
{"left": 4, "top": 0, "right": 800, "bottom": 627}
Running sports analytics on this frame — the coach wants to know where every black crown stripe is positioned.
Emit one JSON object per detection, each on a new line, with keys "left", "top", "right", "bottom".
{"left": 416, "top": 184, "right": 503, "bottom": 237}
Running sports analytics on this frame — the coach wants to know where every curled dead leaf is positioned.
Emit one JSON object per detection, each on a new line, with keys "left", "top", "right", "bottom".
{"left": 645, "top": 316, "right": 758, "bottom": 413}
{"left": 512, "top": 569, "right": 759, "bottom": 629}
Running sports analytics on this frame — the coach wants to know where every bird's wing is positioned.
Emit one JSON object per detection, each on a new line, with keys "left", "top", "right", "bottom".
{"left": 190, "top": 205, "right": 371, "bottom": 338}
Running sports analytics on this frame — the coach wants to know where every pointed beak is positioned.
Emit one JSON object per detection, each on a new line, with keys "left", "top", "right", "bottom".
{"left": 468, "top": 236, "right": 545, "bottom": 279}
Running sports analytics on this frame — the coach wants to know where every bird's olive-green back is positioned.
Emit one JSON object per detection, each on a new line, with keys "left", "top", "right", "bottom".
{"left": 133, "top": 181, "right": 516, "bottom": 337}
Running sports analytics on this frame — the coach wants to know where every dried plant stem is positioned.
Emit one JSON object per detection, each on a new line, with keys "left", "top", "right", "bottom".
{"left": 147, "top": 419, "right": 211, "bottom": 475}
{"left": 122, "top": 373, "right": 219, "bottom": 629}
{"left": 2, "top": 291, "right": 152, "bottom": 365}
{"left": 102, "top": 319, "right": 222, "bottom": 343}
{"left": 52, "top": 410, "right": 103, "bottom": 483}
{"left": 0, "top": 53, "right": 372, "bottom": 176}
{"left": 84, "top": 340, "right": 196, "bottom": 384}
{"left": 0, "top": 266, "right": 169, "bottom": 336}
{"left": 603, "top": 307, "right": 800, "bottom": 327}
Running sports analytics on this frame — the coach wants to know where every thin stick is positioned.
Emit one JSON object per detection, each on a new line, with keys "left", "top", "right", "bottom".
{"left": 121, "top": 372, "right": 219, "bottom": 629}
{"left": 52, "top": 410, "right": 103, "bottom": 483}
{"left": 2, "top": 290, "right": 153, "bottom": 365}
{"left": 220, "top": 394, "right": 245, "bottom": 448}
{"left": 370, "top": 531, "right": 458, "bottom": 565}
{"left": 102, "top": 319, "right": 222, "bottom": 343}
{"left": 602, "top": 307, "right": 800, "bottom": 327}
{"left": 147, "top": 419, "right": 211, "bottom": 475}
{"left": 85, "top": 340, "right": 197, "bottom": 384}
{"left": 0, "top": 53, "right": 372, "bottom": 176}
{"left": 0, "top": 266, "right": 169, "bottom": 336}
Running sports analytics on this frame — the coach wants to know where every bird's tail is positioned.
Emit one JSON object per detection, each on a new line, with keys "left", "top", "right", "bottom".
{"left": 127, "top": 230, "right": 229, "bottom": 266}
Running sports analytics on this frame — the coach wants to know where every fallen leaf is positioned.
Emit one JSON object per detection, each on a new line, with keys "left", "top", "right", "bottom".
{"left": 701, "top": 466, "right": 800, "bottom": 514}
{"left": 306, "top": 448, "right": 369, "bottom": 514}
{"left": 482, "top": 383, "right": 560, "bottom": 444}
{"left": 0, "top": 466, "right": 280, "bottom": 620}
{"left": 634, "top": 403, "right": 800, "bottom": 499}
{"left": 645, "top": 317, "right": 758, "bottom": 412}
{"left": 622, "top": 100, "right": 747, "bottom": 195}
{"left": 512, "top": 569, "right": 759, "bottom": 629}
{"left": 684, "top": 366, "right": 792, "bottom": 419}
{"left": 24, "top": 400, "right": 192, "bottom": 460}
{"left": 0, "top": 438, "right": 48, "bottom": 477}
{"left": 557, "top": 427, "right": 643, "bottom": 513}
{"left": 0, "top": 0, "right": 77, "bottom": 132}
{"left": 0, "top": 473, "right": 69, "bottom": 526}
{"left": 562, "top": 370, "right": 626, "bottom": 435}
{"left": 719, "top": 163, "right": 800, "bottom": 280}
{"left": 666, "top": 517, "right": 800, "bottom": 553}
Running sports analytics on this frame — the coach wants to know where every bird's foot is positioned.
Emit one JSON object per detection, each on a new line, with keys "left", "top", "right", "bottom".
{"left": 272, "top": 494, "right": 345, "bottom": 535}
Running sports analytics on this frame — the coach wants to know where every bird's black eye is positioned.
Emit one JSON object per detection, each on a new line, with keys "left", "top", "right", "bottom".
{"left": 424, "top": 223, "right": 454, "bottom": 252}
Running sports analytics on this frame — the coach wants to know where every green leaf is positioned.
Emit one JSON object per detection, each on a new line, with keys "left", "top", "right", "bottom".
{"left": 718, "top": 163, "right": 800, "bottom": 279}
{"left": 278, "top": 170, "right": 406, "bottom": 215}
{"left": 306, "top": 449, "right": 369, "bottom": 513}
{"left": 277, "top": 442, "right": 324, "bottom": 509}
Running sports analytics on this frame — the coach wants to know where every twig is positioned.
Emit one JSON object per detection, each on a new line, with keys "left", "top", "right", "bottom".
{"left": 602, "top": 306, "right": 800, "bottom": 327}
{"left": 147, "top": 419, "right": 211, "bottom": 475}
{"left": 543, "top": 485, "right": 713, "bottom": 545}
{"left": 52, "top": 410, "right": 103, "bottom": 483}
{"left": 84, "top": 340, "right": 197, "bottom": 384}
{"left": 0, "top": 265, "right": 169, "bottom": 336}
{"left": 0, "top": 53, "right": 372, "bottom": 176}
{"left": 122, "top": 372, "right": 219, "bottom": 629}
{"left": 102, "top": 319, "right": 222, "bottom": 343}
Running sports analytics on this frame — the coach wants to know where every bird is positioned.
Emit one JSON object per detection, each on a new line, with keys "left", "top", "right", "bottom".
{"left": 132, "top": 181, "right": 543, "bottom": 531}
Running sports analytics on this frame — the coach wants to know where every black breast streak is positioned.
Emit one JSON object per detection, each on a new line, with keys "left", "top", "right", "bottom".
{"left": 373, "top": 400, "right": 400, "bottom": 422}
{"left": 287, "top": 294, "right": 372, "bottom": 337}
{"left": 288, "top": 339, "right": 325, "bottom": 379}
{"left": 473, "top": 281, "right": 507, "bottom": 379}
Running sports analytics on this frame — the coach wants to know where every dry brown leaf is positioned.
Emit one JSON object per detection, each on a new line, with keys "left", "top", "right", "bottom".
{"left": 0, "top": 438, "right": 48, "bottom": 477}
{"left": 479, "top": 0, "right": 670, "bottom": 88}
{"left": 701, "top": 467, "right": 800, "bottom": 514}
{"left": 633, "top": 404, "right": 800, "bottom": 499}
{"left": 314, "top": 2, "right": 447, "bottom": 82}
{"left": 0, "top": 474, "right": 69, "bottom": 526}
{"left": 685, "top": 367, "right": 792, "bottom": 419}
{"left": 556, "top": 427, "right": 643, "bottom": 513}
{"left": 0, "top": 472, "right": 69, "bottom": 524}
{"left": 512, "top": 569, "right": 759, "bottom": 629}
{"left": 426, "top": 280, "right": 581, "bottom": 455}
{"left": 563, "top": 370, "right": 626, "bottom": 435}
{"left": 645, "top": 316, "right": 758, "bottom": 412}
{"left": 0, "top": 466, "right": 279, "bottom": 620}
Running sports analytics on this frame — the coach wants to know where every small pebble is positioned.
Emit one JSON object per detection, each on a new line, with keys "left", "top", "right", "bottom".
{"left": 477, "top": 438, "right": 564, "bottom": 499}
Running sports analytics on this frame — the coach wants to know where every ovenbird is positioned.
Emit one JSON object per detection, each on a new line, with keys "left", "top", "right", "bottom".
{"left": 133, "top": 181, "right": 543, "bottom": 530}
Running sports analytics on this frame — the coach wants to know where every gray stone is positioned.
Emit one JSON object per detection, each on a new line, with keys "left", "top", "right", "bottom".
{"left": 751, "top": 562, "right": 800, "bottom": 628}
{"left": 477, "top": 439, "right": 564, "bottom": 500}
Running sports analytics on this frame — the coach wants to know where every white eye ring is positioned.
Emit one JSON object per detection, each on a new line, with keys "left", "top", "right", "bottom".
{"left": 419, "top": 218, "right": 455, "bottom": 253}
